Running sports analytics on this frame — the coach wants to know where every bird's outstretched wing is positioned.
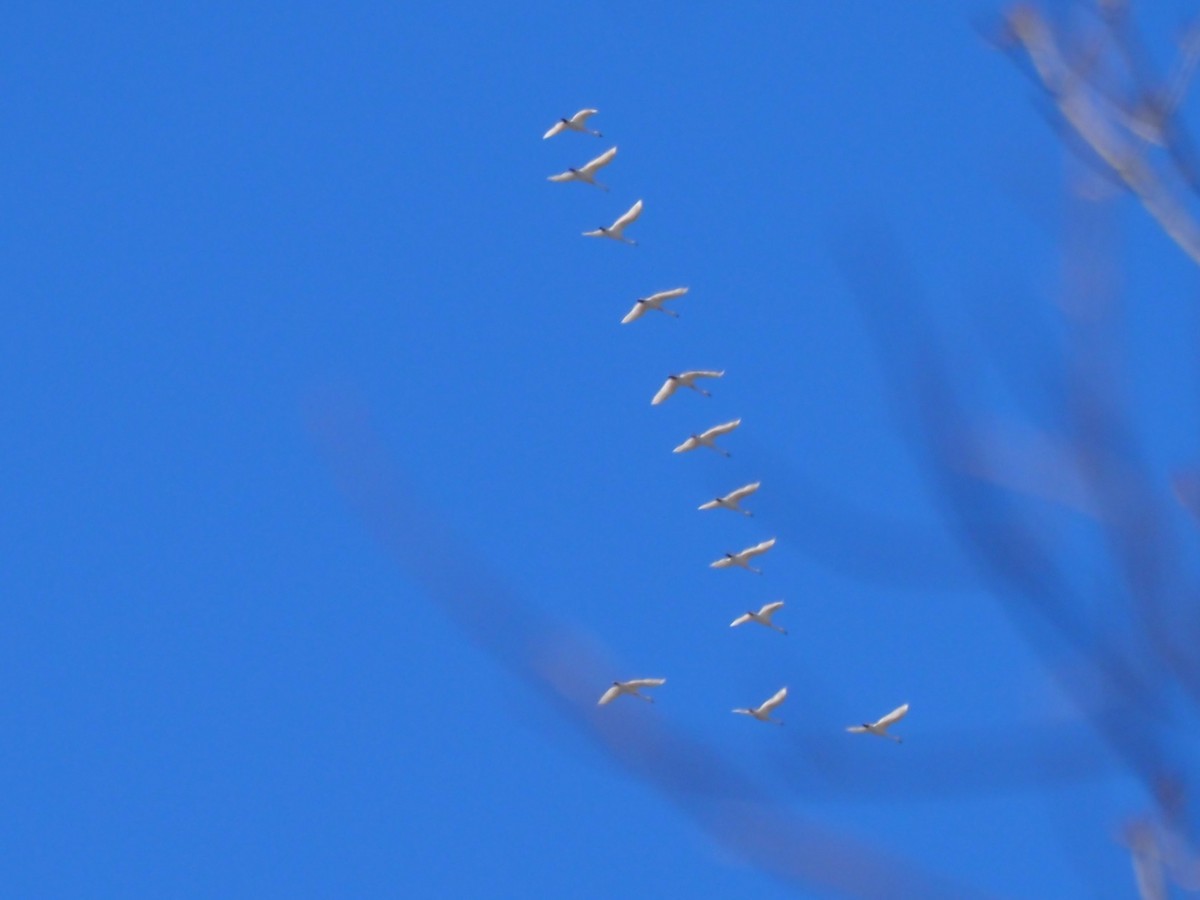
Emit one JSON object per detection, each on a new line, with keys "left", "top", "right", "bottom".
{"left": 846, "top": 725, "right": 870, "bottom": 734}
{"left": 730, "top": 613, "right": 754, "bottom": 627}
{"left": 582, "top": 228, "right": 605, "bottom": 238}
{"left": 710, "top": 555, "right": 736, "bottom": 569}
{"left": 579, "top": 146, "right": 617, "bottom": 175}
{"left": 875, "top": 703, "right": 909, "bottom": 728}
{"left": 698, "top": 498, "right": 722, "bottom": 511}
{"left": 621, "top": 302, "right": 647, "bottom": 324}
{"left": 759, "top": 687, "right": 788, "bottom": 713}
{"left": 644, "top": 287, "right": 688, "bottom": 304}
{"left": 547, "top": 170, "right": 577, "bottom": 182}
{"left": 611, "top": 199, "right": 643, "bottom": 230}
{"left": 759, "top": 600, "right": 785, "bottom": 617}
{"left": 543, "top": 120, "right": 568, "bottom": 139}
{"left": 569, "top": 108, "right": 599, "bottom": 125}
{"left": 701, "top": 419, "right": 741, "bottom": 439}
{"left": 700, "top": 420, "right": 739, "bottom": 441}
{"left": 682, "top": 370, "right": 724, "bottom": 381}
{"left": 673, "top": 436, "right": 700, "bottom": 453}
{"left": 726, "top": 481, "right": 761, "bottom": 502}
{"left": 652, "top": 378, "right": 679, "bottom": 405}
{"left": 742, "top": 538, "right": 776, "bottom": 559}
{"left": 625, "top": 678, "right": 665, "bottom": 691}
{"left": 598, "top": 685, "right": 622, "bottom": 705}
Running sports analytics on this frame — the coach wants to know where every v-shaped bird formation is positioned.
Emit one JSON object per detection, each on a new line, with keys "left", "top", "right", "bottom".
{"left": 545, "top": 107, "right": 907, "bottom": 738}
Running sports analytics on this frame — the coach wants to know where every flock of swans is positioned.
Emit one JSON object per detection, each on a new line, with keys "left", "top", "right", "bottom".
{"left": 545, "top": 108, "right": 907, "bottom": 741}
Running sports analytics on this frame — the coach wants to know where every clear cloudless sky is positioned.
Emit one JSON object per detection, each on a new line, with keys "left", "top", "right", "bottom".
{"left": 3, "top": 1, "right": 1200, "bottom": 897}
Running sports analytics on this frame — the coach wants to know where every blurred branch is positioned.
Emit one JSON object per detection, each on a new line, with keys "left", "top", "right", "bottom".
{"left": 1006, "top": 4, "right": 1200, "bottom": 264}
{"left": 307, "top": 391, "right": 998, "bottom": 900}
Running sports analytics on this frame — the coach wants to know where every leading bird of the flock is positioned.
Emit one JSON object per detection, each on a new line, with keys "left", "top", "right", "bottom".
{"left": 699, "top": 481, "right": 761, "bottom": 516}
{"left": 651, "top": 370, "right": 725, "bottom": 406}
{"left": 673, "top": 418, "right": 741, "bottom": 457}
{"left": 597, "top": 678, "right": 666, "bottom": 706}
{"left": 583, "top": 199, "right": 643, "bottom": 245}
{"left": 847, "top": 703, "right": 909, "bottom": 743}
{"left": 621, "top": 287, "right": 688, "bottom": 324}
{"left": 543, "top": 108, "right": 602, "bottom": 139}
{"left": 730, "top": 600, "right": 787, "bottom": 634}
{"left": 547, "top": 146, "right": 617, "bottom": 191}
{"left": 733, "top": 686, "right": 788, "bottom": 724}
{"left": 711, "top": 538, "right": 777, "bottom": 574}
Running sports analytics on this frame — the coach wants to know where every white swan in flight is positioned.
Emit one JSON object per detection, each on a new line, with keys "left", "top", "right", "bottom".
{"left": 730, "top": 600, "right": 786, "bottom": 634}
{"left": 673, "top": 418, "right": 741, "bottom": 457}
{"left": 621, "top": 287, "right": 688, "bottom": 324}
{"left": 651, "top": 370, "right": 724, "bottom": 405}
{"left": 847, "top": 703, "right": 909, "bottom": 742}
{"left": 710, "top": 538, "right": 777, "bottom": 574}
{"left": 699, "top": 481, "right": 760, "bottom": 515}
{"left": 733, "top": 686, "right": 788, "bottom": 723}
{"left": 548, "top": 146, "right": 617, "bottom": 190}
{"left": 543, "top": 109, "right": 602, "bottom": 139}
{"left": 583, "top": 199, "right": 642, "bottom": 245}
{"left": 598, "top": 678, "right": 666, "bottom": 705}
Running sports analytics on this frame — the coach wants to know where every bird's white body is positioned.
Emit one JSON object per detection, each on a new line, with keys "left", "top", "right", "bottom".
{"left": 583, "top": 199, "right": 642, "bottom": 244}
{"left": 733, "top": 686, "right": 788, "bottom": 723}
{"left": 711, "top": 538, "right": 776, "bottom": 574}
{"left": 651, "top": 370, "right": 724, "bottom": 406}
{"left": 847, "top": 703, "right": 909, "bottom": 742}
{"left": 598, "top": 678, "right": 666, "bottom": 706}
{"left": 621, "top": 287, "right": 688, "bottom": 324}
{"left": 548, "top": 146, "right": 617, "bottom": 190}
{"left": 673, "top": 418, "right": 741, "bottom": 457}
{"left": 543, "top": 108, "right": 602, "bottom": 139}
{"left": 699, "top": 481, "right": 761, "bottom": 515}
{"left": 730, "top": 600, "right": 786, "bottom": 634}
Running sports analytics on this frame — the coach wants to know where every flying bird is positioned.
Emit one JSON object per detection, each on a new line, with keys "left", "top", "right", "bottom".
{"left": 673, "top": 419, "right": 741, "bottom": 457}
{"left": 730, "top": 600, "right": 787, "bottom": 634}
{"left": 847, "top": 703, "right": 909, "bottom": 743}
{"left": 699, "top": 481, "right": 761, "bottom": 515}
{"left": 548, "top": 146, "right": 617, "bottom": 190}
{"left": 621, "top": 287, "right": 688, "bottom": 324}
{"left": 543, "top": 108, "right": 602, "bottom": 139}
{"left": 711, "top": 538, "right": 777, "bottom": 574}
{"left": 598, "top": 678, "right": 666, "bottom": 706}
{"left": 733, "top": 686, "right": 788, "bottom": 723}
{"left": 583, "top": 199, "right": 642, "bottom": 245}
{"left": 652, "top": 370, "right": 725, "bottom": 405}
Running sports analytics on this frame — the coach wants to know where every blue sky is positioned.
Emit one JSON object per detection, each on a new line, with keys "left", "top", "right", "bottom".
{"left": 4, "top": 2, "right": 1200, "bottom": 897}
